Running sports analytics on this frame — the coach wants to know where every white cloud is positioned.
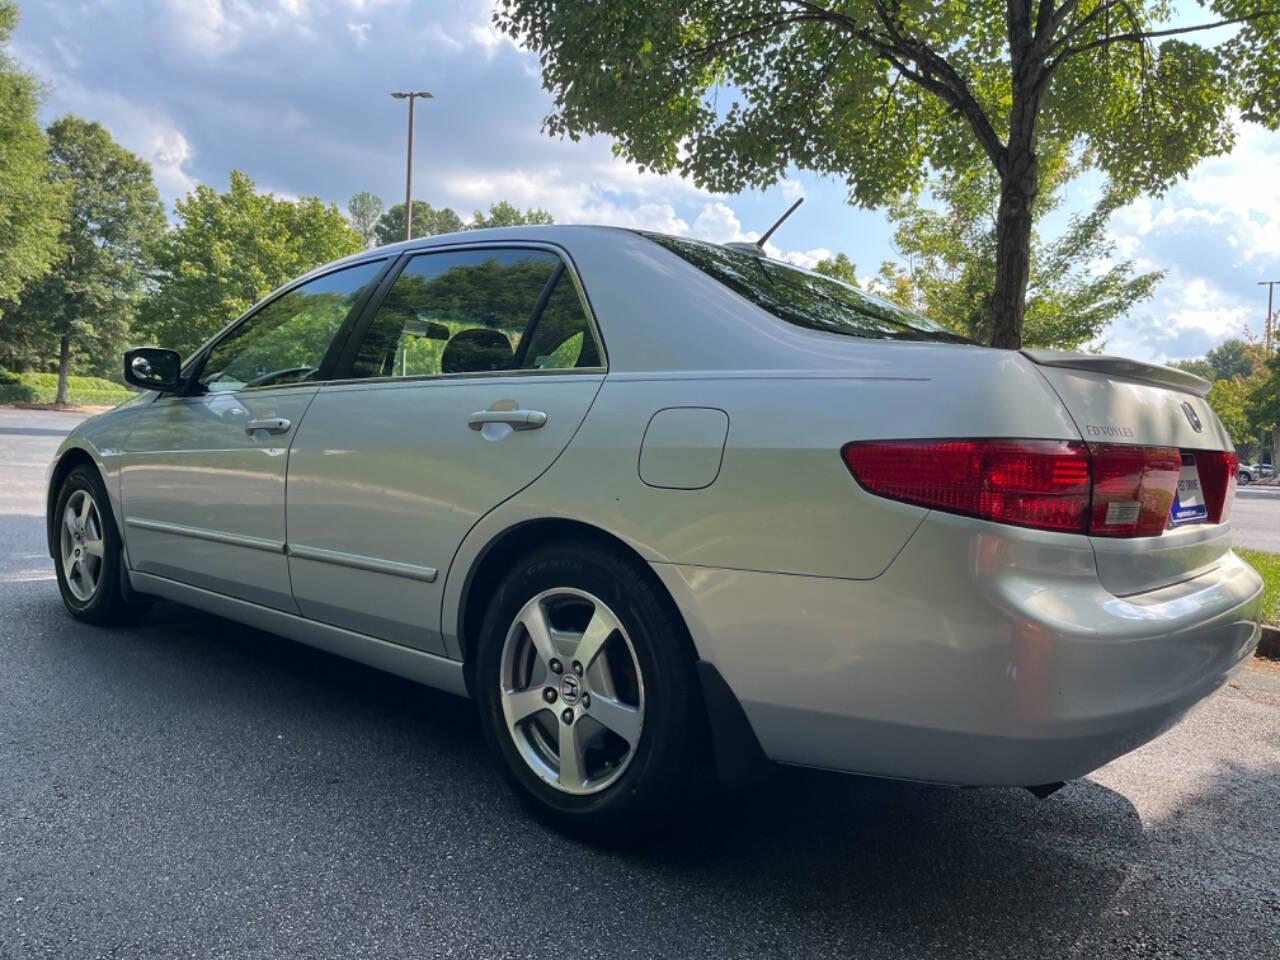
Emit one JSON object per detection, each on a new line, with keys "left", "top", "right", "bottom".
{"left": 10, "top": 37, "right": 198, "bottom": 201}
{"left": 779, "top": 179, "right": 805, "bottom": 202}
{"left": 1103, "top": 121, "right": 1280, "bottom": 362}
{"left": 347, "top": 22, "right": 372, "bottom": 48}
{"left": 691, "top": 202, "right": 752, "bottom": 243}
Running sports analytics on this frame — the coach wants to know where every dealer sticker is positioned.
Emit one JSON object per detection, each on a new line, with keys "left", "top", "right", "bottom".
{"left": 1169, "top": 456, "right": 1208, "bottom": 526}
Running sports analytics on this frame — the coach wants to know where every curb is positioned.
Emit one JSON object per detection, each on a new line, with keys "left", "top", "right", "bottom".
{"left": 1259, "top": 625, "right": 1280, "bottom": 661}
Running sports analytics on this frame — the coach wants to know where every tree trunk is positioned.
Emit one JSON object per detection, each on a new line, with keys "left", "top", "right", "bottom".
{"left": 987, "top": 152, "right": 1038, "bottom": 350}
{"left": 56, "top": 335, "right": 71, "bottom": 407}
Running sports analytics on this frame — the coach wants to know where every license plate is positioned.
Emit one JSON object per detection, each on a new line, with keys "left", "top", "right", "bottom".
{"left": 1169, "top": 455, "right": 1208, "bottom": 526}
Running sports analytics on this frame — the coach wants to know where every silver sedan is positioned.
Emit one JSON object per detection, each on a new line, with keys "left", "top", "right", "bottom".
{"left": 46, "top": 226, "right": 1262, "bottom": 830}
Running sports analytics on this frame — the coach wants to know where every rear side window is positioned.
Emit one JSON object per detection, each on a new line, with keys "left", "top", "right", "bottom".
{"left": 350, "top": 248, "right": 599, "bottom": 379}
{"left": 642, "top": 233, "right": 970, "bottom": 344}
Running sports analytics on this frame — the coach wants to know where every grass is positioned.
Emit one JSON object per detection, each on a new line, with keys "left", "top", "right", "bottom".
{"left": 1238, "top": 548, "right": 1280, "bottom": 626}
{"left": 0, "top": 370, "right": 134, "bottom": 407}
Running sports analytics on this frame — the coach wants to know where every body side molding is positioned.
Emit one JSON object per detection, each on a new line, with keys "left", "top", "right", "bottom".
{"left": 125, "top": 517, "right": 285, "bottom": 553}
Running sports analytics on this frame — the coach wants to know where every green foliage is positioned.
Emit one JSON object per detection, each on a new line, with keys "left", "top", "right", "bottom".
{"left": 468, "top": 200, "right": 555, "bottom": 229}
{"left": 874, "top": 172, "right": 1160, "bottom": 348}
{"left": 1247, "top": 351, "right": 1280, "bottom": 436}
{"left": 495, "top": 0, "right": 1280, "bottom": 347}
{"left": 812, "top": 252, "right": 858, "bottom": 287}
{"left": 1206, "top": 339, "right": 1256, "bottom": 380}
{"left": 1172, "top": 357, "right": 1215, "bottom": 380}
{"left": 0, "top": 116, "right": 164, "bottom": 391}
{"left": 0, "top": 369, "right": 132, "bottom": 406}
{"left": 1208, "top": 376, "right": 1252, "bottom": 446}
{"left": 1174, "top": 339, "right": 1256, "bottom": 381}
{"left": 347, "top": 191, "right": 384, "bottom": 247}
{"left": 0, "top": 1, "right": 65, "bottom": 306}
{"left": 138, "top": 171, "right": 365, "bottom": 359}
{"left": 1235, "top": 549, "right": 1279, "bottom": 626}
{"left": 374, "top": 201, "right": 465, "bottom": 246}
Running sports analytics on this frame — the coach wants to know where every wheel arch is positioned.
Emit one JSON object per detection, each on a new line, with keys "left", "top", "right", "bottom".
{"left": 454, "top": 517, "right": 694, "bottom": 682}
{"left": 46, "top": 446, "right": 105, "bottom": 559}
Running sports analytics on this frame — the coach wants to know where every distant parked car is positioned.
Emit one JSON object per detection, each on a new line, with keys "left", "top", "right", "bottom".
{"left": 44, "top": 226, "right": 1264, "bottom": 829}
{"left": 1260, "top": 463, "right": 1275, "bottom": 478}
{"left": 1239, "top": 464, "right": 1258, "bottom": 485}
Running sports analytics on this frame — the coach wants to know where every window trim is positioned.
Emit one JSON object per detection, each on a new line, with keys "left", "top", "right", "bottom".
{"left": 176, "top": 255, "right": 395, "bottom": 397}
{"left": 326, "top": 240, "right": 607, "bottom": 387}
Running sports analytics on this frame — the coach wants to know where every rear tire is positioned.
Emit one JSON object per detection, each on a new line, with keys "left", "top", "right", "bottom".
{"left": 52, "top": 465, "right": 149, "bottom": 625}
{"left": 474, "top": 540, "right": 710, "bottom": 834}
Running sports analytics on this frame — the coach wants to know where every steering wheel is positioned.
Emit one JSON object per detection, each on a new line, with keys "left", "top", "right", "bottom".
{"left": 241, "top": 366, "right": 317, "bottom": 388}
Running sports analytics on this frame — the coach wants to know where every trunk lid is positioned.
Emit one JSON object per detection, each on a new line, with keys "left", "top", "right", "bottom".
{"left": 1022, "top": 350, "right": 1236, "bottom": 596}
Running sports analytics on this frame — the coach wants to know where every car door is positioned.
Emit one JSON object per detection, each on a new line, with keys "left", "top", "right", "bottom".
{"left": 120, "top": 259, "right": 388, "bottom": 611}
{"left": 285, "top": 244, "right": 605, "bottom": 654}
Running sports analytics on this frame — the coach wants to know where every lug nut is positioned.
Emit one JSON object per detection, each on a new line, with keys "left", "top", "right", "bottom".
{"left": 572, "top": 661, "right": 583, "bottom": 676}
{"left": 549, "top": 658, "right": 563, "bottom": 674}
{"left": 581, "top": 693, "right": 591, "bottom": 709}
{"left": 543, "top": 688, "right": 557, "bottom": 704}
{"left": 561, "top": 708, "right": 574, "bottom": 725}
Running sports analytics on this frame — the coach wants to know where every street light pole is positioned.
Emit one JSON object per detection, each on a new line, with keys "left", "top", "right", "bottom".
{"left": 391, "top": 90, "right": 433, "bottom": 242}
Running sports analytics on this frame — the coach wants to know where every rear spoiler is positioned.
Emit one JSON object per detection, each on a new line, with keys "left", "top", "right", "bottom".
{"left": 1022, "top": 350, "right": 1212, "bottom": 398}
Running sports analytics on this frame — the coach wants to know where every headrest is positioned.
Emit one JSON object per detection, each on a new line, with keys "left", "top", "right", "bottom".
{"left": 441, "top": 328, "right": 513, "bottom": 374}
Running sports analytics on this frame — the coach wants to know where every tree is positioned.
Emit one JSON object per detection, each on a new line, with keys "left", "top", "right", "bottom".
{"left": 347, "top": 192, "right": 384, "bottom": 248}
{"left": 374, "top": 201, "right": 464, "bottom": 246}
{"left": 496, "top": 0, "right": 1280, "bottom": 349}
{"left": 873, "top": 170, "right": 1160, "bottom": 348}
{"left": 1247, "top": 351, "right": 1280, "bottom": 464}
{"left": 0, "top": 117, "right": 164, "bottom": 403}
{"left": 138, "top": 171, "right": 365, "bottom": 358}
{"left": 468, "top": 200, "right": 555, "bottom": 229}
{"left": 1173, "top": 337, "right": 1257, "bottom": 380}
{"left": 0, "top": 1, "right": 64, "bottom": 312}
{"left": 1208, "top": 376, "right": 1252, "bottom": 450}
{"left": 812, "top": 252, "right": 858, "bottom": 286}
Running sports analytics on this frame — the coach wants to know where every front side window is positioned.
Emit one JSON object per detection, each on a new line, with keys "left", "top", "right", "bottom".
{"left": 642, "top": 233, "right": 971, "bottom": 344}
{"left": 199, "top": 261, "right": 384, "bottom": 393}
{"left": 350, "top": 248, "right": 598, "bottom": 379}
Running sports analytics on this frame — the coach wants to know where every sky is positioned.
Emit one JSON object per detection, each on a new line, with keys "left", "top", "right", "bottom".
{"left": 10, "top": 0, "right": 1280, "bottom": 364}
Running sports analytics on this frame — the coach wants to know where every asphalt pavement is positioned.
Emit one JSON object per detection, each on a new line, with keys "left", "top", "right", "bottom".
{"left": 1232, "top": 485, "right": 1280, "bottom": 551}
{"left": 2, "top": 407, "right": 1278, "bottom": 959}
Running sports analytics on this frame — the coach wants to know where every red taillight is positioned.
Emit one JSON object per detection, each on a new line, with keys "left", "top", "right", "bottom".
{"left": 840, "top": 439, "right": 1092, "bottom": 533}
{"left": 1196, "top": 450, "right": 1238, "bottom": 524}
{"left": 841, "top": 439, "right": 1229, "bottom": 538}
{"left": 1087, "top": 444, "right": 1182, "bottom": 538}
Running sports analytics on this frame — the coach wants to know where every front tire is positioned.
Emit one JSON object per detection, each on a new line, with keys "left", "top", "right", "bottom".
{"left": 474, "top": 541, "right": 709, "bottom": 833}
{"left": 52, "top": 465, "right": 148, "bottom": 625}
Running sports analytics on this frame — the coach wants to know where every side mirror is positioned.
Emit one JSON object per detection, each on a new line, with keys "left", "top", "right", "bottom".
{"left": 123, "top": 346, "right": 183, "bottom": 392}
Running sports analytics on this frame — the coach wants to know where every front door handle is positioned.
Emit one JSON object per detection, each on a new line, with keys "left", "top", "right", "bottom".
{"left": 468, "top": 409, "right": 547, "bottom": 431}
{"left": 244, "top": 417, "right": 291, "bottom": 435}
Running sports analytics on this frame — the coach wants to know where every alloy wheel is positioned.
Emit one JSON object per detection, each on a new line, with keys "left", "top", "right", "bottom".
{"left": 59, "top": 489, "right": 105, "bottom": 602}
{"left": 498, "top": 588, "right": 645, "bottom": 795}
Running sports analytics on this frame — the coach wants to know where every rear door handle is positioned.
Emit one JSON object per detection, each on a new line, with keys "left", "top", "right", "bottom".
{"left": 467, "top": 409, "right": 547, "bottom": 431}
{"left": 244, "top": 417, "right": 291, "bottom": 435}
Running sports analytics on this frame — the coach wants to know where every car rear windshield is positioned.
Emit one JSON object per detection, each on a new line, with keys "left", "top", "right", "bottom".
{"left": 641, "top": 233, "right": 972, "bottom": 344}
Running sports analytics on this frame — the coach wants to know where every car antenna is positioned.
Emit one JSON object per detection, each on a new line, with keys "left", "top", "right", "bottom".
{"left": 757, "top": 196, "right": 803, "bottom": 249}
{"left": 724, "top": 197, "right": 804, "bottom": 257}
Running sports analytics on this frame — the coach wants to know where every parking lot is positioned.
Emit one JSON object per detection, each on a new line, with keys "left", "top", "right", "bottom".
{"left": 2, "top": 407, "right": 1278, "bottom": 959}
{"left": 1232, "top": 484, "right": 1280, "bottom": 551}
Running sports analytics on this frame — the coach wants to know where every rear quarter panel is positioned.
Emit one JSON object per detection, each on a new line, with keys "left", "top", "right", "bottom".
{"left": 441, "top": 345, "right": 1084, "bottom": 655}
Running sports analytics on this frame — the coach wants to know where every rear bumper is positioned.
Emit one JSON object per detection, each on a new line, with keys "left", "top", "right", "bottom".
{"left": 653, "top": 512, "right": 1262, "bottom": 786}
